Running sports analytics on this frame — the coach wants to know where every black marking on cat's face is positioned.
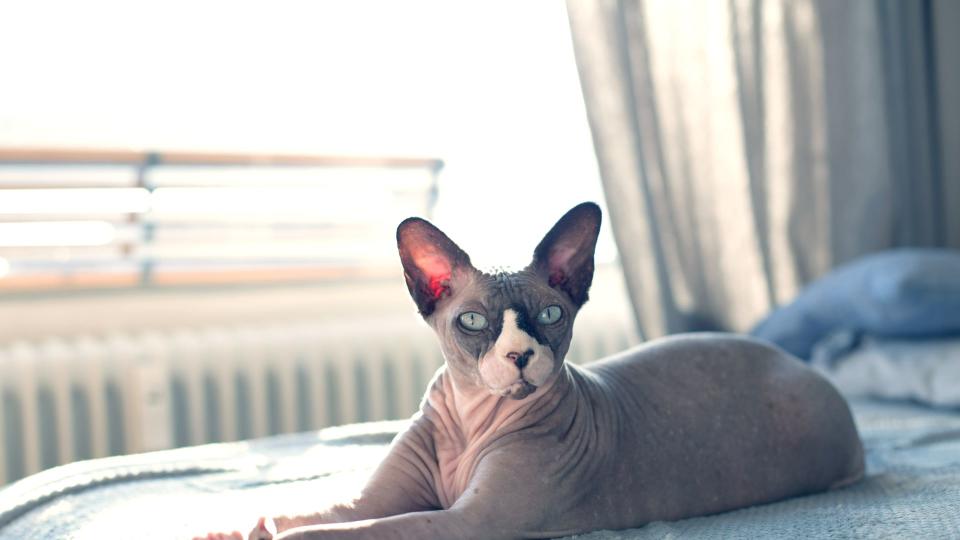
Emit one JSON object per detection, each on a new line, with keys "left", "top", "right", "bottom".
{"left": 510, "top": 304, "right": 545, "bottom": 346}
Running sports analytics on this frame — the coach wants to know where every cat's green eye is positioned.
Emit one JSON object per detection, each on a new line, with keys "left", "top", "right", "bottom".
{"left": 458, "top": 311, "right": 488, "bottom": 331}
{"left": 537, "top": 305, "right": 563, "bottom": 325}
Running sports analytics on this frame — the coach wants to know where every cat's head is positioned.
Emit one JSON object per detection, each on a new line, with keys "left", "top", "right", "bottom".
{"left": 396, "top": 202, "right": 601, "bottom": 400}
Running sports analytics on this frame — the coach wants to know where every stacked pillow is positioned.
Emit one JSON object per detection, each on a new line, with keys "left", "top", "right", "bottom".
{"left": 750, "top": 249, "right": 960, "bottom": 407}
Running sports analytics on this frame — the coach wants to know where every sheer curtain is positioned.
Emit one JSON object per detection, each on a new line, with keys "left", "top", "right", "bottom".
{"left": 566, "top": 0, "right": 960, "bottom": 339}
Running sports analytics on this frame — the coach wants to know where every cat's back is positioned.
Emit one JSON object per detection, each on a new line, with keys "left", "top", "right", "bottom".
{"left": 583, "top": 332, "right": 810, "bottom": 392}
{"left": 581, "top": 332, "right": 855, "bottom": 440}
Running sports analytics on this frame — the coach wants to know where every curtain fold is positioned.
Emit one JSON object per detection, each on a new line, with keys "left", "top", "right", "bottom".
{"left": 566, "top": 0, "right": 959, "bottom": 339}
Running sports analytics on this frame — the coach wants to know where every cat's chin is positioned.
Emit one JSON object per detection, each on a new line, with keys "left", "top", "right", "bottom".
{"left": 497, "top": 380, "right": 538, "bottom": 400}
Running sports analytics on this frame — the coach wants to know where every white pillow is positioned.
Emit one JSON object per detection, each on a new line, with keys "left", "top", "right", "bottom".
{"left": 812, "top": 333, "right": 960, "bottom": 408}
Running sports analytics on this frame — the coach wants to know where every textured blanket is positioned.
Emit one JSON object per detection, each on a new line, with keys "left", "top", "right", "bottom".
{"left": 1, "top": 400, "right": 959, "bottom": 539}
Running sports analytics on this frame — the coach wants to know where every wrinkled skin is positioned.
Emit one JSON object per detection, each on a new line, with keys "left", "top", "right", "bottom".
{"left": 197, "top": 202, "right": 863, "bottom": 540}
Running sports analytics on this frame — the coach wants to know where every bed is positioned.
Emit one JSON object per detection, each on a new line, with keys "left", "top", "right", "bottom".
{"left": 1, "top": 398, "right": 958, "bottom": 540}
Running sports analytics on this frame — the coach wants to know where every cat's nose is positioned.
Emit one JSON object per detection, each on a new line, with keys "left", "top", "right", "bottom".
{"left": 506, "top": 349, "right": 534, "bottom": 370}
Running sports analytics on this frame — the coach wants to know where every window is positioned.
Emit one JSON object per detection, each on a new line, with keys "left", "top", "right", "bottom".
{"left": 0, "top": 149, "right": 441, "bottom": 291}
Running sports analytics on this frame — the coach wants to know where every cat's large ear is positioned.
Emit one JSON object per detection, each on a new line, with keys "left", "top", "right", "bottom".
{"left": 529, "top": 202, "right": 601, "bottom": 307}
{"left": 397, "top": 217, "right": 474, "bottom": 317}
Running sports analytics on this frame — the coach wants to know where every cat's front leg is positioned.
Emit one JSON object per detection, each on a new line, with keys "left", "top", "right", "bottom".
{"left": 196, "top": 422, "right": 440, "bottom": 540}
{"left": 279, "top": 421, "right": 440, "bottom": 526}
{"left": 274, "top": 447, "right": 559, "bottom": 540}
{"left": 272, "top": 509, "right": 477, "bottom": 540}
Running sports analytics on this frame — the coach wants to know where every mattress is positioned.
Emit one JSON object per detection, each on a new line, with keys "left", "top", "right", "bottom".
{"left": 1, "top": 400, "right": 958, "bottom": 539}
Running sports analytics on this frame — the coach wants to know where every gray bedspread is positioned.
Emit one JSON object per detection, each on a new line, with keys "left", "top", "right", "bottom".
{"left": 2, "top": 400, "right": 958, "bottom": 539}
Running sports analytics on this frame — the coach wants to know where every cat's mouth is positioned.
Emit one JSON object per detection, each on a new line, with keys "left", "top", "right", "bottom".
{"left": 500, "top": 379, "right": 538, "bottom": 400}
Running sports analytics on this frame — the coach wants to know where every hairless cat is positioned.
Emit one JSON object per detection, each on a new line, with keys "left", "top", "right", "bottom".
{"left": 200, "top": 202, "right": 863, "bottom": 540}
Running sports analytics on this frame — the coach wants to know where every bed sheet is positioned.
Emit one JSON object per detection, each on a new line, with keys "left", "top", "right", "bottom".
{"left": 1, "top": 400, "right": 958, "bottom": 539}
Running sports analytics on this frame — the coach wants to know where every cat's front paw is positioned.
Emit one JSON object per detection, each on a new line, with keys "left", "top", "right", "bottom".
{"left": 193, "top": 516, "right": 276, "bottom": 540}
{"left": 248, "top": 517, "right": 277, "bottom": 540}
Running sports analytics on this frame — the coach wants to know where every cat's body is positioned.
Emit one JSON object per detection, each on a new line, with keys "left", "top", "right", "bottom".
{"left": 203, "top": 203, "right": 863, "bottom": 540}
{"left": 378, "top": 333, "right": 862, "bottom": 539}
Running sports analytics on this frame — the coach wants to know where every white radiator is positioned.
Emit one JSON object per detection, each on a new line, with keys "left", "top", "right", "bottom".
{"left": 0, "top": 319, "right": 635, "bottom": 485}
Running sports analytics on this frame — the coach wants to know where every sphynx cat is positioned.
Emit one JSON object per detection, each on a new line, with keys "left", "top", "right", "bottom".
{"left": 200, "top": 202, "right": 863, "bottom": 540}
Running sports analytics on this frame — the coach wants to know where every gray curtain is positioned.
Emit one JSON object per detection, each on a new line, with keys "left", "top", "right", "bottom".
{"left": 566, "top": 0, "right": 960, "bottom": 339}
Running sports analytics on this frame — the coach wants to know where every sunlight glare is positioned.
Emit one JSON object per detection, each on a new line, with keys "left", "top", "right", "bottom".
{"left": 0, "top": 188, "right": 150, "bottom": 214}
{"left": 0, "top": 221, "right": 117, "bottom": 247}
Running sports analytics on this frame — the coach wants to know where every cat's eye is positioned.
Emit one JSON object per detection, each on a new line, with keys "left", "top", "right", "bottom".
{"left": 537, "top": 305, "right": 563, "bottom": 325}
{"left": 458, "top": 311, "right": 488, "bottom": 331}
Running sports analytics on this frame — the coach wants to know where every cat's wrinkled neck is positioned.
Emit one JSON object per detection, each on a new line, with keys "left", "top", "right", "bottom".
{"left": 431, "top": 365, "right": 570, "bottom": 441}
{"left": 422, "top": 365, "right": 575, "bottom": 508}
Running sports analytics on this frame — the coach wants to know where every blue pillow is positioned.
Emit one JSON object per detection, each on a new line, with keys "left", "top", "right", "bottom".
{"left": 749, "top": 248, "right": 960, "bottom": 359}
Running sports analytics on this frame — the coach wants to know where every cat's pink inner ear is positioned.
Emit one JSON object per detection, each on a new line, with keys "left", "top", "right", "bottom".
{"left": 414, "top": 249, "right": 453, "bottom": 299}
{"left": 547, "top": 245, "right": 578, "bottom": 285}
